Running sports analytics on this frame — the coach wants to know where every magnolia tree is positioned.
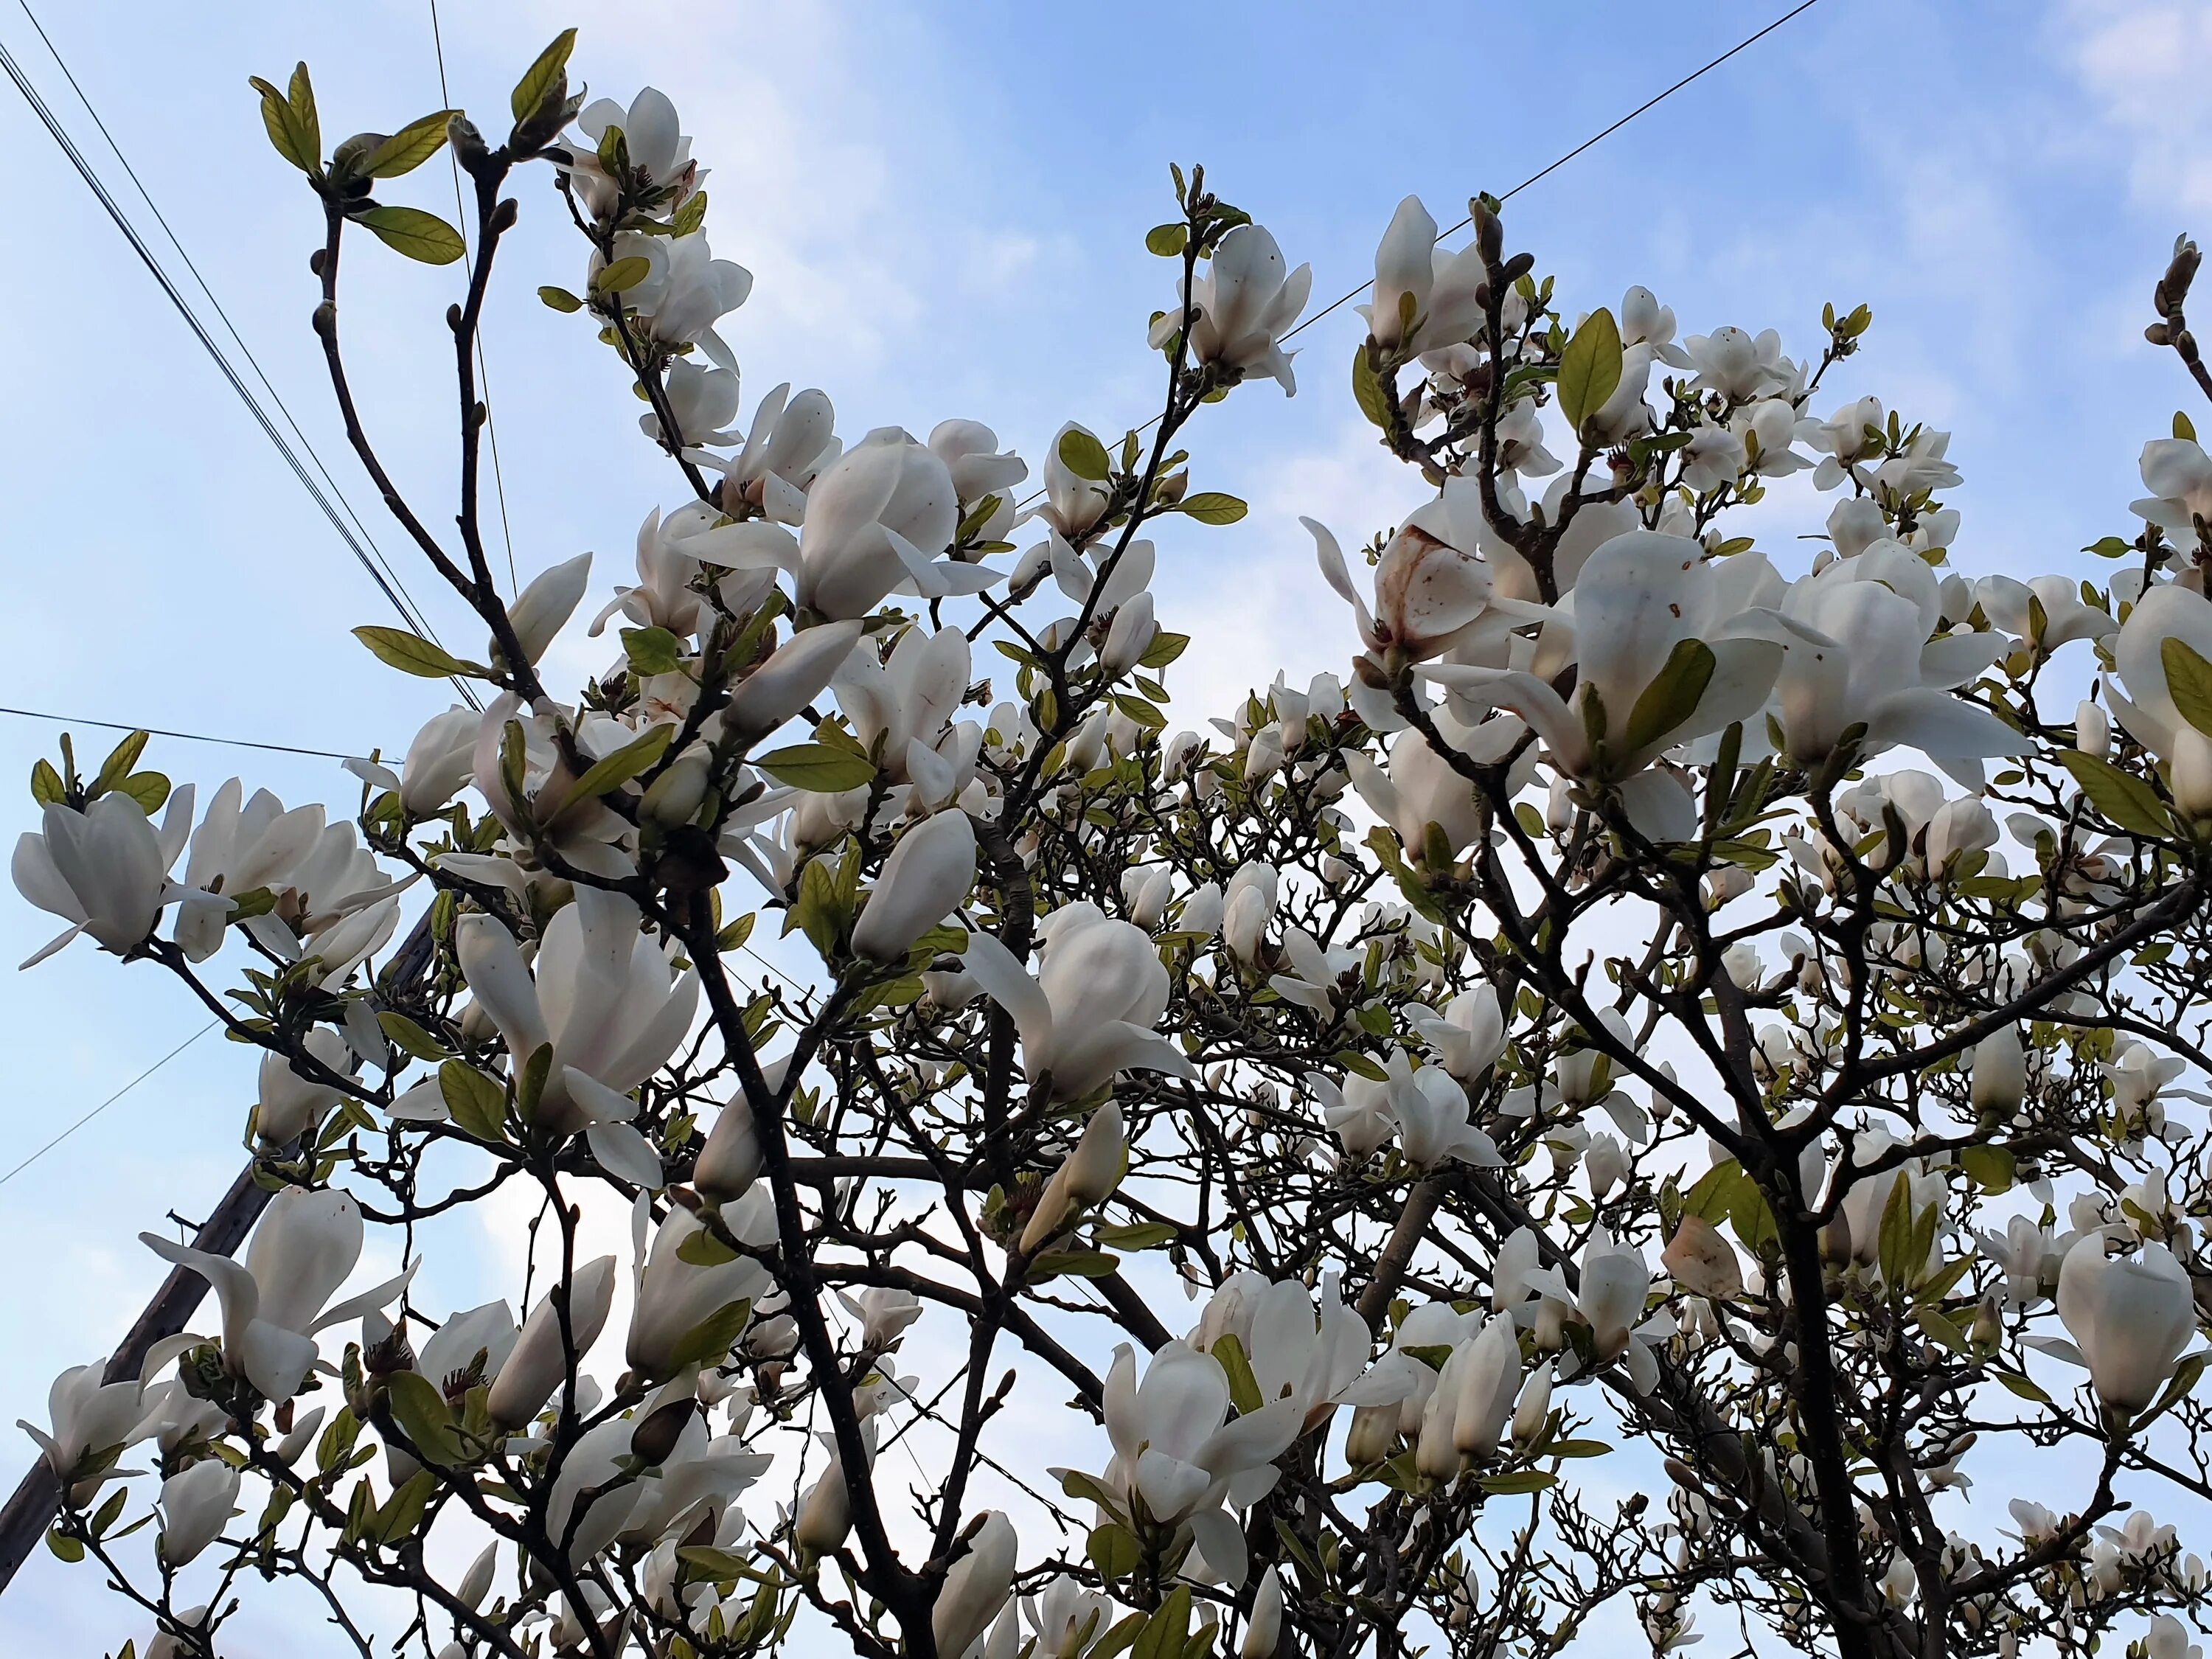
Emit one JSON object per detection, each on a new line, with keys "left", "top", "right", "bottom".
{"left": 17, "top": 29, "right": 2212, "bottom": 1659}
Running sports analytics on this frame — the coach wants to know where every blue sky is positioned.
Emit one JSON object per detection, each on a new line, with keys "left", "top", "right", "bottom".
{"left": 1, "top": 0, "right": 2208, "bottom": 1649}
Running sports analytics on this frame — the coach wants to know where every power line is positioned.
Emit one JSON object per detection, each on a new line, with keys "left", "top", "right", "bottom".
{"left": 429, "top": 0, "right": 521, "bottom": 597}
{"left": 0, "top": 703, "right": 362, "bottom": 761}
{"left": 0, "top": 9, "right": 481, "bottom": 712}
{"left": 1018, "top": 0, "right": 1824, "bottom": 506}
{"left": 1279, "top": 0, "right": 1824, "bottom": 346}
{"left": 0, "top": 1021, "right": 219, "bottom": 1191}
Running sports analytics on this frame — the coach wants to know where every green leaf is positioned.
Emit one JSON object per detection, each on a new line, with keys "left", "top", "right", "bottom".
{"left": 593, "top": 255, "right": 653, "bottom": 295}
{"left": 677, "top": 1228, "right": 740, "bottom": 1269}
{"left": 1210, "top": 1332, "right": 1265, "bottom": 1414}
{"left": 29, "top": 758, "right": 64, "bottom": 807}
{"left": 248, "top": 75, "right": 316, "bottom": 173}
{"left": 45, "top": 1528, "right": 83, "bottom": 1563}
{"left": 756, "top": 743, "right": 876, "bottom": 793}
{"left": 1093, "top": 1221, "right": 1178, "bottom": 1250}
{"left": 113, "top": 773, "right": 172, "bottom": 814}
{"left": 1144, "top": 223, "right": 1188, "bottom": 257}
{"left": 287, "top": 62, "right": 320, "bottom": 165}
{"left": 510, "top": 29, "right": 578, "bottom": 125}
{"left": 1029, "top": 1249, "right": 1121, "bottom": 1281}
{"left": 1140, "top": 630, "right": 1190, "bottom": 670}
{"left": 538, "top": 285, "right": 585, "bottom": 313}
{"left": 1621, "top": 638, "right": 1715, "bottom": 759}
{"left": 1556, "top": 306, "right": 1624, "bottom": 434}
{"left": 1133, "top": 1587, "right": 1192, "bottom": 1659}
{"left": 1958, "top": 1144, "right": 2014, "bottom": 1194}
{"left": 676, "top": 1544, "right": 759, "bottom": 1583}
{"left": 1176, "top": 492, "right": 1247, "bottom": 525}
{"left": 378, "top": 1468, "right": 439, "bottom": 1542}
{"left": 355, "top": 206, "right": 467, "bottom": 265}
{"left": 568, "top": 724, "right": 677, "bottom": 803}
{"left": 1088, "top": 1520, "right": 1141, "bottom": 1579}
{"left": 2180, "top": 410, "right": 2199, "bottom": 443}
{"left": 383, "top": 1371, "right": 463, "bottom": 1467}
{"left": 1993, "top": 1367, "right": 2050, "bottom": 1404}
{"left": 621, "top": 625, "right": 685, "bottom": 676}
{"left": 362, "top": 111, "right": 455, "bottom": 178}
{"left": 354, "top": 625, "right": 473, "bottom": 680}
{"left": 377, "top": 1011, "right": 446, "bottom": 1062}
{"left": 2162, "top": 636, "right": 2212, "bottom": 738}
{"left": 439, "top": 1060, "right": 508, "bottom": 1144}
{"left": 1877, "top": 1172, "right": 1916, "bottom": 1290}
{"left": 666, "top": 1298, "right": 754, "bottom": 1372}
{"left": 2056, "top": 749, "right": 2173, "bottom": 838}
{"left": 1478, "top": 1469, "right": 1559, "bottom": 1495}
{"left": 1352, "top": 344, "right": 1390, "bottom": 429}
{"left": 1057, "top": 427, "right": 1113, "bottom": 482}
{"left": 89, "top": 730, "right": 149, "bottom": 799}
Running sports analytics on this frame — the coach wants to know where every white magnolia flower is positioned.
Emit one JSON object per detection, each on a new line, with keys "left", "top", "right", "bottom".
{"left": 1150, "top": 223, "right": 1310, "bottom": 393}
{"left": 1410, "top": 985, "right": 1507, "bottom": 1083}
{"left": 2132, "top": 437, "right": 2212, "bottom": 542}
{"left": 601, "top": 231, "right": 750, "bottom": 371}
{"left": 793, "top": 431, "right": 998, "bottom": 619}
{"left": 457, "top": 888, "right": 697, "bottom": 1184}
{"left": 1086, "top": 1339, "right": 1303, "bottom": 1585}
{"left": 13, "top": 786, "right": 193, "bottom": 967}
{"left": 1225, "top": 1272, "right": 1415, "bottom": 1430}
{"left": 1363, "top": 195, "right": 1486, "bottom": 355}
{"left": 487, "top": 1256, "right": 617, "bottom": 1429}
{"left": 852, "top": 809, "right": 976, "bottom": 961}
{"left": 1772, "top": 543, "right": 2017, "bottom": 772}
{"left": 719, "top": 384, "right": 841, "bottom": 522}
{"left": 563, "top": 87, "right": 700, "bottom": 222}
{"left": 961, "top": 903, "right": 1196, "bottom": 1097}
{"left": 1977, "top": 574, "right": 2116, "bottom": 660}
{"left": 141, "top": 1186, "right": 414, "bottom": 1401}
{"left": 159, "top": 1458, "right": 240, "bottom": 1567}
{"left": 1431, "top": 532, "right": 1786, "bottom": 789}
{"left": 627, "top": 1196, "right": 774, "bottom": 1381}
{"left": 2054, "top": 1234, "right": 2198, "bottom": 1412}
{"left": 2110, "top": 582, "right": 2212, "bottom": 817}
{"left": 933, "top": 1512, "right": 1018, "bottom": 1659}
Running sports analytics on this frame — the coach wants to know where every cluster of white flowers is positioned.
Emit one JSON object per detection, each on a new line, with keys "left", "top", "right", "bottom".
{"left": 14, "top": 35, "right": 2212, "bottom": 1659}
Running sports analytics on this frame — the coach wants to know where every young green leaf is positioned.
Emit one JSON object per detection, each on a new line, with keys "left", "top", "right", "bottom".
{"left": 2056, "top": 750, "right": 2174, "bottom": 838}
{"left": 511, "top": 29, "right": 579, "bottom": 125}
{"left": 755, "top": 743, "right": 877, "bottom": 793}
{"left": 355, "top": 206, "right": 467, "bottom": 266}
{"left": 1057, "top": 427, "right": 1113, "bottom": 482}
{"left": 362, "top": 111, "right": 456, "bottom": 179}
{"left": 1556, "top": 305, "right": 1624, "bottom": 434}
{"left": 2162, "top": 636, "right": 2212, "bottom": 738}
{"left": 1176, "top": 492, "right": 1248, "bottom": 525}
{"left": 352, "top": 625, "right": 473, "bottom": 679}
{"left": 1621, "top": 639, "right": 1716, "bottom": 757}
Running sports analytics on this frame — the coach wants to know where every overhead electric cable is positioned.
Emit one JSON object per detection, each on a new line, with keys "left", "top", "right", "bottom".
{"left": 0, "top": 1022, "right": 219, "bottom": 1192}
{"left": 0, "top": 703, "right": 361, "bottom": 760}
{"left": 1017, "top": 0, "right": 1825, "bottom": 507}
{"left": 0, "top": 11, "right": 481, "bottom": 710}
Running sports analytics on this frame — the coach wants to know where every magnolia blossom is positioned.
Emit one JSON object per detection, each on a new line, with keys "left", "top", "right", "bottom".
{"left": 488, "top": 1256, "right": 617, "bottom": 1428}
{"left": 720, "top": 384, "right": 841, "bottom": 521}
{"left": 851, "top": 809, "right": 976, "bottom": 961}
{"left": 1363, "top": 195, "right": 1486, "bottom": 355}
{"left": 457, "top": 888, "right": 696, "bottom": 1185}
{"left": 934, "top": 1512, "right": 1018, "bottom": 1659}
{"left": 1085, "top": 1340, "right": 1302, "bottom": 1585}
{"left": 1150, "top": 223, "right": 1310, "bottom": 392}
{"left": 13, "top": 787, "right": 192, "bottom": 967}
{"left": 793, "top": 432, "right": 996, "bottom": 619}
{"left": 1432, "top": 532, "right": 1785, "bottom": 793}
{"left": 960, "top": 903, "right": 1195, "bottom": 1097}
{"left": 1411, "top": 985, "right": 1507, "bottom": 1083}
{"left": 562, "top": 87, "right": 698, "bottom": 221}
{"left": 2055, "top": 1234, "right": 2198, "bottom": 1412}
{"left": 2110, "top": 582, "right": 2212, "bottom": 818}
{"left": 2132, "top": 437, "right": 2212, "bottom": 543}
{"left": 158, "top": 1458, "right": 239, "bottom": 1567}
{"left": 142, "top": 1186, "right": 413, "bottom": 1401}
